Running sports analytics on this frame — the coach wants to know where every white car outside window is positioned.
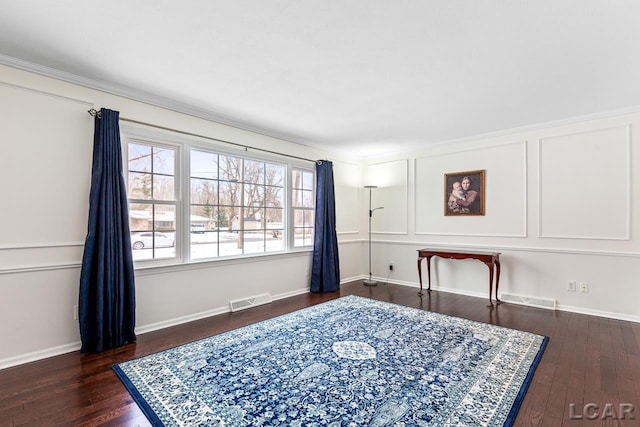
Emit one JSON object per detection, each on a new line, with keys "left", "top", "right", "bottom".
{"left": 131, "top": 232, "right": 175, "bottom": 250}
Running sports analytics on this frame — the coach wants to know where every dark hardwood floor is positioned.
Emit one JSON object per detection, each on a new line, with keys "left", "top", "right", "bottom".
{"left": 1, "top": 281, "right": 639, "bottom": 426}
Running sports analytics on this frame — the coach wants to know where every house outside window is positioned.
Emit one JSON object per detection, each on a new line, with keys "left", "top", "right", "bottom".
{"left": 127, "top": 141, "right": 178, "bottom": 261}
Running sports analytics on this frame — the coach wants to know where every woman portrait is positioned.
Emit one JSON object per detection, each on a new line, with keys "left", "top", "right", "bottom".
{"left": 444, "top": 170, "right": 485, "bottom": 216}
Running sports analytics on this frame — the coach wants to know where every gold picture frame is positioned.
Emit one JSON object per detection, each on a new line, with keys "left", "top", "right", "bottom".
{"left": 444, "top": 169, "right": 485, "bottom": 216}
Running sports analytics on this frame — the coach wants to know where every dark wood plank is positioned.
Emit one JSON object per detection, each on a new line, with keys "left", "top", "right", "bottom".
{"left": 610, "top": 321, "right": 640, "bottom": 427}
{"left": 562, "top": 312, "right": 587, "bottom": 427}
{"left": 517, "top": 310, "right": 571, "bottom": 427}
{"left": 1, "top": 281, "right": 639, "bottom": 426}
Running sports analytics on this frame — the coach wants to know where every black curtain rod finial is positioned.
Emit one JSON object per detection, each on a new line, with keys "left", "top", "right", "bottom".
{"left": 88, "top": 108, "right": 101, "bottom": 119}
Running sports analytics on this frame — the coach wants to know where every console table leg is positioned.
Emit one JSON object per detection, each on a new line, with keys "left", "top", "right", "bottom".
{"left": 485, "top": 262, "right": 494, "bottom": 307}
{"left": 426, "top": 256, "right": 432, "bottom": 293}
{"left": 495, "top": 261, "right": 501, "bottom": 304}
{"left": 417, "top": 257, "right": 424, "bottom": 296}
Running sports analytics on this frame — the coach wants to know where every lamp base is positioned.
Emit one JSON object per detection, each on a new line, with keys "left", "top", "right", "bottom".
{"left": 363, "top": 279, "right": 378, "bottom": 286}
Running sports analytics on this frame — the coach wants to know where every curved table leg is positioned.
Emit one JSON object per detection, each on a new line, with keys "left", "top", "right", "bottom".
{"left": 418, "top": 256, "right": 431, "bottom": 296}
{"left": 417, "top": 256, "right": 433, "bottom": 296}
{"left": 495, "top": 260, "right": 501, "bottom": 304}
{"left": 417, "top": 257, "right": 424, "bottom": 296}
{"left": 484, "top": 261, "right": 495, "bottom": 307}
{"left": 426, "top": 256, "right": 432, "bottom": 293}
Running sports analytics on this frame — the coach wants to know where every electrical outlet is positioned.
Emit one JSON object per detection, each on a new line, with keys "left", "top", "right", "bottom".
{"left": 568, "top": 281, "right": 577, "bottom": 292}
{"left": 73, "top": 305, "right": 78, "bottom": 320}
{"left": 580, "top": 282, "right": 589, "bottom": 293}
{"left": 389, "top": 263, "right": 394, "bottom": 271}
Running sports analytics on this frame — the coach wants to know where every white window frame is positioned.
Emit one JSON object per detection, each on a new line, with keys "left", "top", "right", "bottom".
{"left": 125, "top": 138, "right": 182, "bottom": 267}
{"left": 188, "top": 147, "right": 288, "bottom": 260}
{"left": 291, "top": 167, "right": 316, "bottom": 248}
{"left": 122, "top": 127, "right": 315, "bottom": 269}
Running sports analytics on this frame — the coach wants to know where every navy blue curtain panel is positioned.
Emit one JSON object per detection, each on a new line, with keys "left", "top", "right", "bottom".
{"left": 310, "top": 160, "right": 340, "bottom": 292}
{"left": 79, "top": 108, "right": 136, "bottom": 353}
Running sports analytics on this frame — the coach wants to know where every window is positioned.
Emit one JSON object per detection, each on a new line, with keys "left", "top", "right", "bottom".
{"left": 125, "top": 135, "right": 314, "bottom": 266}
{"left": 292, "top": 168, "right": 315, "bottom": 247}
{"left": 127, "top": 142, "right": 178, "bottom": 261}
{"left": 190, "top": 150, "right": 285, "bottom": 259}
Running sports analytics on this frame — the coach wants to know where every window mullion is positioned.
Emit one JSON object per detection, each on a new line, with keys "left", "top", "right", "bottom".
{"left": 127, "top": 135, "right": 306, "bottom": 266}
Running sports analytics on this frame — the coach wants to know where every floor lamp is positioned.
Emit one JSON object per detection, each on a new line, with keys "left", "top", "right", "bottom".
{"left": 364, "top": 185, "right": 384, "bottom": 286}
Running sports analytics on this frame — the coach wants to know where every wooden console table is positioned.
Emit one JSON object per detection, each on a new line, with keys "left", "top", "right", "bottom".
{"left": 417, "top": 248, "right": 501, "bottom": 306}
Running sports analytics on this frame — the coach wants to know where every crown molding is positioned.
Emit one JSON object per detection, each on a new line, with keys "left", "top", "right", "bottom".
{"left": 3, "top": 53, "right": 640, "bottom": 160}
{"left": 370, "top": 104, "right": 640, "bottom": 161}
{"left": 0, "top": 53, "right": 320, "bottom": 149}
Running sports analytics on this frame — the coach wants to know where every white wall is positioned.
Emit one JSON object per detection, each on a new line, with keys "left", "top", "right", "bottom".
{"left": 0, "top": 65, "right": 362, "bottom": 368}
{"left": 2, "top": 62, "right": 638, "bottom": 370}
{"left": 333, "top": 160, "right": 364, "bottom": 283}
{"left": 364, "top": 113, "right": 640, "bottom": 322}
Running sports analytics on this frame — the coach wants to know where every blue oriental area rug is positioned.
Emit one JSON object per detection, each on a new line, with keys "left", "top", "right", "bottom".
{"left": 113, "top": 295, "right": 547, "bottom": 426}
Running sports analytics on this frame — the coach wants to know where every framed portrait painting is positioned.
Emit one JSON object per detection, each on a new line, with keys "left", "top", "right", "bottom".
{"left": 444, "top": 169, "right": 485, "bottom": 216}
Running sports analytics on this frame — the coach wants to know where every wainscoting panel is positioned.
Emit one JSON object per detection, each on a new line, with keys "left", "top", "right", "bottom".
{"left": 333, "top": 160, "right": 361, "bottom": 234}
{"left": 0, "top": 83, "right": 93, "bottom": 252}
{"left": 538, "top": 125, "right": 630, "bottom": 240}
{"left": 415, "top": 141, "right": 527, "bottom": 237}
{"left": 366, "top": 159, "right": 408, "bottom": 234}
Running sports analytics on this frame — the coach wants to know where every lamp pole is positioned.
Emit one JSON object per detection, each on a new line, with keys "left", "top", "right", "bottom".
{"left": 364, "top": 185, "right": 383, "bottom": 286}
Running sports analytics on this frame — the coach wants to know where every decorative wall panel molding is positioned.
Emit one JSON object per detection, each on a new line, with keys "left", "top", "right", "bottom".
{"left": 333, "top": 161, "right": 361, "bottom": 234}
{"left": 538, "top": 125, "right": 631, "bottom": 240}
{"left": 366, "top": 159, "right": 409, "bottom": 234}
{"left": 415, "top": 141, "right": 527, "bottom": 237}
{"left": 0, "top": 83, "right": 93, "bottom": 251}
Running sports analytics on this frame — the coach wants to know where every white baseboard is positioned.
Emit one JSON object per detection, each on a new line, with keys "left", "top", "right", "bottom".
{"left": 377, "top": 276, "right": 640, "bottom": 324}
{"left": 272, "top": 287, "right": 309, "bottom": 301}
{"left": 556, "top": 303, "right": 640, "bottom": 323}
{"left": 135, "top": 307, "right": 231, "bottom": 335}
{"left": 0, "top": 287, "right": 312, "bottom": 370}
{"left": 0, "top": 341, "right": 81, "bottom": 371}
{"left": 340, "top": 275, "right": 365, "bottom": 285}
{"left": 137, "top": 287, "right": 310, "bottom": 334}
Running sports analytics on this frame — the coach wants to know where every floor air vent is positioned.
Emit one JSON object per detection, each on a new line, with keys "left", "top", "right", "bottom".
{"left": 500, "top": 293, "right": 556, "bottom": 310}
{"left": 229, "top": 293, "right": 273, "bottom": 312}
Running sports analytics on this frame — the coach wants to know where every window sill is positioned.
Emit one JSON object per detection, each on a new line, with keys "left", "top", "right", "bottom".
{"left": 133, "top": 249, "right": 313, "bottom": 276}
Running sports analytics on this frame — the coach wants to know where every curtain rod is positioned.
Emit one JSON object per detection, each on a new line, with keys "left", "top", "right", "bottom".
{"left": 88, "top": 109, "right": 320, "bottom": 164}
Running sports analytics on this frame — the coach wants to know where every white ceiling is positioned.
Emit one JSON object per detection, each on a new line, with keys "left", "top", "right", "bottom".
{"left": 1, "top": 1, "right": 640, "bottom": 157}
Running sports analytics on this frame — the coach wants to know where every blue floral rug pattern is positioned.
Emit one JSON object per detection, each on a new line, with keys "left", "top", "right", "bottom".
{"left": 114, "top": 295, "right": 547, "bottom": 426}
